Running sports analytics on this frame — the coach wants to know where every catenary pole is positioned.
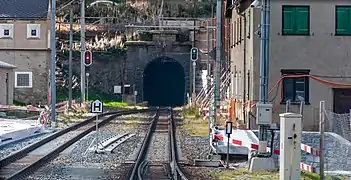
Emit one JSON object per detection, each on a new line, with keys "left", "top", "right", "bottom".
{"left": 258, "top": 0, "right": 271, "bottom": 150}
{"left": 80, "top": 0, "right": 86, "bottom": 107}
{"left": 51, "top": 0, "right": 57, "bottom": 125}
{"left": 214, "top": 0, "right": 222, "bottom": 125}
{"left": 68, "top": 7, "right": 73, "bottom": 108}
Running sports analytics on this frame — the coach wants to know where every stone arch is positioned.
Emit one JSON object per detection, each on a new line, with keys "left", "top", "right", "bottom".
{"left": 143, "top": 56, "right": 186, "bottom": 107}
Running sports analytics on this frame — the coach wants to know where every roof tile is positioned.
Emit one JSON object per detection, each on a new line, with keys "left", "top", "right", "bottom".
{"left": 0, "top": 0, "right": 49, "bottom": 19}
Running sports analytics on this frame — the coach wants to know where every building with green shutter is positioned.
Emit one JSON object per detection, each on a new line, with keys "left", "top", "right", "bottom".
{"left": 227, "top": 0, "right": 351, "bottom": 130}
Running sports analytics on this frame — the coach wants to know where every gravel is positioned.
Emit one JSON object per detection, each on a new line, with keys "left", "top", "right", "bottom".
{"left": 25, "top": 114, "right": 151, "bottom": 180}
{"left": 0, "top": 132, "right": 52, "bottom": 159}
{"left": 176, "top": 110, "right": 252, "bottom": 180}
{"left": 147, "top": 134, "right": 169, "bottom": 162}
{"left": 179, "top": 135, "right": 210, "bottom": 163}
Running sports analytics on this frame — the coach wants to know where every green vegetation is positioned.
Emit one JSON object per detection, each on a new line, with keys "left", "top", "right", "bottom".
{"left": 103, "top": 101, "right": 128, "bottom": 108}
{"left": 57, "top": 88, "right": 128, "bottom": 108}
{"left": 182, "top": 107, "right": 200, "bottom": 119}
{"left": 181, "top": 108, "right": 209, "bottom": 136}
{"left": 212, "top": 169, "right": 347, "bottom": 180}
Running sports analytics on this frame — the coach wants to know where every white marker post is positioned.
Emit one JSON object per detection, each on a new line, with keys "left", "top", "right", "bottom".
{"left": 225, "top": 120, "right": 233, "bottom": 169}
{"left": 91, "top": 99, "right": 103, "bottom": 153}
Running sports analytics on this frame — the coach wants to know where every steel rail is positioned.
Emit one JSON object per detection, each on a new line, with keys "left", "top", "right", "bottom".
{"left": 169, "top": 110, "right": 188, "bottom": 180}
{"left": 128, "top": 109, "right": 160, "bottom": 180}
{"left": 127, "top": 108, "right": 187, "bottom": 180}
{"left": 0, "top": 108, "right": 155, "bottom": 180}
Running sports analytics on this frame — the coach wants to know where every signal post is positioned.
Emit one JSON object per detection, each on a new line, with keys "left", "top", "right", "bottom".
{"left": 190, "top": 47, "right": 198, "bottom": 107}
{"left": 84, "top": 50, "right": 93, "bottom": 108}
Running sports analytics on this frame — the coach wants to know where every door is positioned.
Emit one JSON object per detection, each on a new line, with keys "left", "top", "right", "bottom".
{"left": 333, "top": 88, "right": 351, "bottom": 113}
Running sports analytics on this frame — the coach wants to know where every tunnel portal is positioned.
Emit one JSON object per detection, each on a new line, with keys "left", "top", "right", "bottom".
{"left": 143, "top": 57, "right": 186, "bottom": 107}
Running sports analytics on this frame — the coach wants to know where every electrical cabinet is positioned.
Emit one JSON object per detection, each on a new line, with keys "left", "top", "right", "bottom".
{"left": 256, "top": 103, "right": 272, "bottom": 125}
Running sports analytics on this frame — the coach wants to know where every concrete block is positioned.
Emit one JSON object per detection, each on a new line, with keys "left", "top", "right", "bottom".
{"left": 208, "top": 154, "right": 221, "bottom": 160}
{"left": 194, "top": 159, "right": 220, "bottom": 167}
{"left": 249, "top": 157, "right": 276, "bottom": 171}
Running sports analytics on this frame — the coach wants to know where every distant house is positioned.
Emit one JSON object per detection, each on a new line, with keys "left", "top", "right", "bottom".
{"left": 228, "top": 0, "right": 351, "bottom": 130}
{"left": 0, "top": 0, "right": 51, "bottom": 105}
{"left": 0, "top": 61, "right": 16, "bottom": 105}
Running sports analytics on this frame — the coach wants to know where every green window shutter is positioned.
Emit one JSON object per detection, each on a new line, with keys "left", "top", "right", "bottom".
{"left": 336, "top": 7, "right": 350, "bottom": 35}
{"left": 282, "top": 7, "right": 295, "bottom": 34}
{"left": 295, "top": 7, "right": 310, "bottom": 35}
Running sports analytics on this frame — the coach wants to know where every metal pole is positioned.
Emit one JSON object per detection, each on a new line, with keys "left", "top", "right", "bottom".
{"left": 226, "top": 134, "right": 230, "bottom": 168}
{"left": 264, "top": 0, "right": 270, "bottom": 102}
{"left": 214, "top": 0, "right": 222, "bottom": 125}
{"left": 286, "top": 100, "right": 290, "bottom": 113}
{"left": 95, "top": 114, "right": 98, "bottom": 152}
{"left": 211, "top": 0, "right": 215, "bottom": 49}
{"left": 247, "top": 70, "right": 251, "bottom": 129}
{"left": 86, "top": 73, "right": 89, "bottom": 102}
{"left": 207, "top": 20, "right": 211, "bottom": 140}
{"left": 192, "top": 61, "right": 196, "bottom": 99}
{"left": 80, "top": 0, "right": 86, "bottom": 106}
{"left": 68, "top": 7, "right": 73, "bottom": 109}
{"left": 51, "top": 0, "right": 57, "bottom": 124}
{"left": 258, "top": 0, "right": 270, "bottom": 149}
{"left": 207, "top": 20, "right": 211, "bottom": 95}
{"left": 319, "top": 101, "right": 325, "bottom": 180}
{"left": 300, "top": 101, "right": 305, "bottom": 130}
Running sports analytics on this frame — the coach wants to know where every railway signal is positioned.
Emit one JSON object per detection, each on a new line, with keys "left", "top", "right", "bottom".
{"left": 84, "top": 50, "right": 92, "bottom": 67}
{"left": 190, "top": 47, "right": 198, "bottom": 62}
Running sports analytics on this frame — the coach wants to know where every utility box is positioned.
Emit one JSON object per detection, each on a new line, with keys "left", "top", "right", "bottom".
{"left": 256, "top": 103, "right": 273, "bottom": 125}
{"left": 279, "top": 113, "right": 302, "bottom": 180}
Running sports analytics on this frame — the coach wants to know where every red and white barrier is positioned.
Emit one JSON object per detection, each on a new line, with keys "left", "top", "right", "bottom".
{"left": 300, "top": 163, "right": 317, "bottom": 173}
{"left": 301, "top": 144, "right": 320, "bottom": 156}
{"left": 213, "top": 133, "right": 320, "bottom": 173}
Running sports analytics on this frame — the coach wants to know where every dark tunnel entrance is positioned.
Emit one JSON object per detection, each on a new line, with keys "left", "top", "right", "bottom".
{"left": 143, "top": 57, "right": 186, "bottom": 107}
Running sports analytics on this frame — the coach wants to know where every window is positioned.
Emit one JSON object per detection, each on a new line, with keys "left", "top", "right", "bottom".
{"left": 0, "top": 24, "right": 13, "bottom": 38}
{"left": 335, "top": 6, "right": 351, "bottom": 35}
{"left": 15, "top": 72, "right": 33, "bottom": 88}
{"left": 281, "top": 69, "right": 309, "bottom": 104}
{"left": 233, "top": 21, "right": 236, "bottom": 46}
{"left": 31, "top": 29, "right": 37, "bottom": 36}
{"left": 4, "top": 29, "right": 9, "bottom": 36}
{"left": 27, "top": 24, "right": 40, "bottom": 38}
{"left": 282, "top": 6, "right": 310, "bottom": 35}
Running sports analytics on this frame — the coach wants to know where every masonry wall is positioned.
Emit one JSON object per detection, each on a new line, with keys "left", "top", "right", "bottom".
{"left": 125, "top": 41, "right": 192, "bottom": 103}
{"left": 0, "top": 50, "right": 49, "bottom": 104}
{"left": 231, "top": 0, "right": 351, "bottom": 130}
{"left": 269, "top": 1, "right": 351, "bottom": 130}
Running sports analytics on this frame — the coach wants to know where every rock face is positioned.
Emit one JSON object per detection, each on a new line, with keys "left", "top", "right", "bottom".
{"left": 253, "top": 130, "right": 351, "bottom": 171}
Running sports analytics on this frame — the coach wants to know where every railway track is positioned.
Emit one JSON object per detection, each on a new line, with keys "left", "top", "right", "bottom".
{"left": 0, "top": 108, "right": 156, "bottom": 180}
{"left": 127, "top": 108, "right": 188, "bottom": 180}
